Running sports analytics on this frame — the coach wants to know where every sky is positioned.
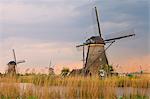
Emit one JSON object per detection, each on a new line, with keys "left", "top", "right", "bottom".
{"left": 0, "top": 0, "right": 149, "bottom": 74}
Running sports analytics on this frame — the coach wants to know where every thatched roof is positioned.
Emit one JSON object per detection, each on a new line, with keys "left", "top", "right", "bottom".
{"left": 7, "top": 61, "right": 16, "bottom": 65}
{"left": 86, "top": 36, "right": 105, "bottom": 44}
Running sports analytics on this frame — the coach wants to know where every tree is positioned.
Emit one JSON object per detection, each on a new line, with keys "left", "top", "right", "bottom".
{"left": 61, "top": 67, "right": 70, "bottom": 77}
{"left": 101, "top": 64, "right": 114, "bottom": 76}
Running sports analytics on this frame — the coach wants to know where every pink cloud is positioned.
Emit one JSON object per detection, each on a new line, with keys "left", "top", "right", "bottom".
{"left": 114, "top": 55, "right": 150, "bottom": 73}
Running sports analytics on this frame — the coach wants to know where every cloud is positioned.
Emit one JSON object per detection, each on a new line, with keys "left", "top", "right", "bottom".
{"left": 114, "top": 55, "right": 150, "bottom": 73}
{"left": 0, "top": 0, "right": 149, "bottom": 73}
{"left": 0, "top": 37, "right": 83, "bottom": 73}
{"left": 0, "top": 1, "right": 88, "bottom": 42}
{"left": 0, "top": 2, "right": 79, "bottom": 24}
{"left": 0, "top": 39, "right": 82, "bottom": 74}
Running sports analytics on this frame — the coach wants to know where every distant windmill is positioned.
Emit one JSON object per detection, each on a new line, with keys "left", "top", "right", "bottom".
{"left": 138, "top": 65, "right": 148, "bottom": 74}
{"left": 7, "top": 49, "right": 25, "bottom": 75}
{"left": 48, "top": 60, "right": 55, "bottom": 75}
{"left": 76, "top": 7, "right": 135, "bottom": 76}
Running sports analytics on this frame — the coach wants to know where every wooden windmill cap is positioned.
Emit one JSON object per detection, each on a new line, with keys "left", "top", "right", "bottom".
{"left": 7, "top": 61, "right": 16, "bottom": 65}
{"left": 86, "top": 36, "right": 105, "bottom": 44}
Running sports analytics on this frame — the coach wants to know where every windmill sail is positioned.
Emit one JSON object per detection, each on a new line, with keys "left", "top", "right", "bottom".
{"left": 95, "top": 7, "right": 102, "bottom": 37}
{"left": 12, "top": 49, "right": 16, "bottom": 62}
{"left": 104, "top": 29, "right": 135, "bottom": 42}
{"left": 82, "top": 7, "right": 108, "bottom": 76}
{"left": 16, "top": 60, "right": 25, "bottom": 64}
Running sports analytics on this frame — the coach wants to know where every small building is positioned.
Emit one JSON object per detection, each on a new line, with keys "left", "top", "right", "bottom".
{"left": 69, "top": 69, "right": 83, "bottom": 76}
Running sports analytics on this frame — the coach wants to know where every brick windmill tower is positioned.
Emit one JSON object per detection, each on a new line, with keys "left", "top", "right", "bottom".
{"left": 76, "top": 7, "right": 135, "bottom": 76}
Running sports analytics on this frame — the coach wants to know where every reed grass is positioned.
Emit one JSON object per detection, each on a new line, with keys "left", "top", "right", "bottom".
{"left": 0, "top": 74, "right": 149, "bottom": 99}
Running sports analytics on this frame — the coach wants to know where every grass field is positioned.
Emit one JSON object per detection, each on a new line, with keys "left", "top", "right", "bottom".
{"left": 0, "top": 74, "right": 149, "bottom": 99}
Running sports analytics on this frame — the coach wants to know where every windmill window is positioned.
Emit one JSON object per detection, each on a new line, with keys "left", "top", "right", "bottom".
{"left": 99, "top": 58, "right": 102, "bottom": 61}
{"left": 91, "top": 39, "right": 94, "bottom": 43}
{"left": 98, "top": 51, "right": 102, "bottom": 53}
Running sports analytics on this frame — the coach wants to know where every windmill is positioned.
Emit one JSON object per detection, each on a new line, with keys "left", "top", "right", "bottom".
{"left": 138, "top": 65, "right": 149, "bottom": 74}
{"left": 76, "top": 7, "right": 135, "bottom": 76}
{"left": 7, "top": 49, "right": 25, "bottom": 75}
{"left": 48, "top": 60, "right": 55, "bottom": 75}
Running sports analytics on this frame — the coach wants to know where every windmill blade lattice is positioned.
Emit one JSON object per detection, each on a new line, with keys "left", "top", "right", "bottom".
{"left": 104, "top": 29, "right": 135, "bottom": 42}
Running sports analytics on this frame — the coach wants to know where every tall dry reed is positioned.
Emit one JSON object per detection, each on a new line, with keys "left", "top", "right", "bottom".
{"left": 0, "top": 74, "right": 149, "bottom": 99}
